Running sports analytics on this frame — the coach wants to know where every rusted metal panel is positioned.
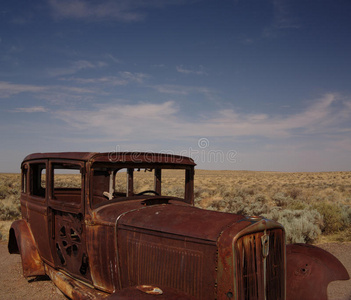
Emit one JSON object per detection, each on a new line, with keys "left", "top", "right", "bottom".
{"left": 53, "top": 211, "right": 92, "bottom": 283}
{"left": 8, "top": 219, "right": 45, "bottom": 277}
{"left": 45, "top": 264, "right": 109, "bottom": 300}
{"left": 23, "top": 152, "right": 96, "bottom": 162}
{"left": 117, "top": 204, "right": 245, "bottom": 242}
{"left": 100, "top": 152, "right": 196, "bottom": 166}
{"left": 117, "top": 226, "right": 217, "bottom": 300}
{"left": 85, "top": 223, "right": 118, "bottom": 293}
{"left": 106, "top": 285, "right": 198, "bottom": 299}
{"left": 23, "top": 152, "right": 196, "bottom": 167}
{"left": 26, "top": 197, "right": 55, "bottom": 264}
{"left": 286, "top": 243, "right": 350, "bottom": 300}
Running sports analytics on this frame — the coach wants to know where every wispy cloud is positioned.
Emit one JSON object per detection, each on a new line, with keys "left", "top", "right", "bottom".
{"left": 53, "top": 93, "right": 351, "bottom": 141}
{"left": 63, "top": 71, "right": 149, "bottom": 86}
{"left": 272, "top": 0, "right": 300, "bottom": 29}
{"left": 152, "top": 84, "right": 214, "bottom": 97}
{"left": 0, "top": 81, "right": 98, "bottom": 105}
{"left": 55, "top": 101, "right": 178, "bottom": 137}
{"left": 0, "top": 81, "right": 46, "bottom": 98}
{"left": 48, "top": 0, "right": 188, "bottom": 22}
{"left": 119, "top": 71, "right": 149, "bottom": 83}
{"left": 49, "top": 60, "right": 107, "bottom": 77}
{"left": 263, "top": 0, "right": 300, "bottom": 38}
{"left": 176, "top": 65, "right": 207, "bottom": 75}
{"left": 64, "top": 76, "right": 128, "bottom": 86}
{"left": 13, "top": 106, "right": 48, "bottom": 113}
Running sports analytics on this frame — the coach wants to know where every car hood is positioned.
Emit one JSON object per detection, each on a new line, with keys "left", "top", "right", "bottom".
{"left": 93, "top": 199, "right": 249, "bottom": 242}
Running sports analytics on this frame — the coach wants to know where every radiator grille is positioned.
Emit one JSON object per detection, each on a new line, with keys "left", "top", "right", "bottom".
{"left": 127, "top": 238, "right": 204, "bottom": 298}
{"left": 235, "top": 229, "right": 285, "bottom": 300}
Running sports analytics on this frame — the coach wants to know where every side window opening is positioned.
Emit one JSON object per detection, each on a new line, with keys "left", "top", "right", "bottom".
{"left": 21, "top": 165, "right": 28, "bottom": 193}
{"left": 158, "top": 169, "right": 186, "bottom": 198}
{"left": 30, "top": 163, "right": 46, "bottom": 197}
{"left": 52, "top": 163, "right": 82, "bottom": 206}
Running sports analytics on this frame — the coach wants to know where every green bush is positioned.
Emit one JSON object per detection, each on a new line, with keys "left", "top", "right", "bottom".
{"left": 207, "top": 197, "right": 270, "bottom": 216}
{"left": 287, "top": 200, "right": 309, "bottom": 210}
{"left": 313, "top": 202, "right": 351, "bottom": 234}
{"left": 287, "top": 188, "right": 302, "bottom": 200}
{"left": 272, "top": 192, "right": 292, "bottom": 207}
{"left": 207, "top": 196, "right": 323, "bottom": 244}
{"left": 264, "top": 208, "right": 322, "bottom": 244}
{"left": 0, "top": 185, "right": 9, "bottom": 199}
{"left": 0, "top": 200, "right": 21, "bottom": 221}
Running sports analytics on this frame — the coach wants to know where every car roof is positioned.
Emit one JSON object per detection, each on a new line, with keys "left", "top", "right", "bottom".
{"left": 22, "top": 152, "right": 196, "bottom": 166}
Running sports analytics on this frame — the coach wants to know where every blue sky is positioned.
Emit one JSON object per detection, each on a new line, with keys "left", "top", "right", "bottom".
{"left": 1, "top": 0, "right": 351, "bottom": 172}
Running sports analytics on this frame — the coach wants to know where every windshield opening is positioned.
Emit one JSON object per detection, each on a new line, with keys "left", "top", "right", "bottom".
{"left": 91, "top": 164, "right": 193, "bottom": 208}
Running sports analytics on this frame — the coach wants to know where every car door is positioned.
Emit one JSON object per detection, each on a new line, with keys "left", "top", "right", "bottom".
{"left": 48, "top": 160, "right": 92, "bottom": 283}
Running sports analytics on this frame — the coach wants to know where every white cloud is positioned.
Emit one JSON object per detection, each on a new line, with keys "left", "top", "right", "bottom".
{"left": 13, "top": 106, "right": 48, "bottom": 113}
{"left": 49, "top": 60, "right": 107, "bottom": 77}
{"left": 105, "top": 54, "right": 122, "bottom": 64}
{"left": 66, "top": 76, "right": 129, "bottom": 86}
{"left": 48, "top": 0, "right": 188, "bottom": 22}
{"left": 119, "top": 71, "right": 149, "bottom": 83}
{"left": 63, "top": 71, "right": 149, "bottom": 86}
{"left": 0, "top": 81, "right": 46, "bottom": 98}
{"left": 176, "top": 65, "right": 207, "bottom": 75}
{"left": 152, "top": 84, "right": 214, "bottom": 97}
{"left": 53, "top": 93, "right": 351, "bottom": 141}
{"left": 55, "top": 101, "right": 178, "bottom": 137}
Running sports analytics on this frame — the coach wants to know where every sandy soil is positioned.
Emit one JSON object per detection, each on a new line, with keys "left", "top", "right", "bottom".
{"left": 0, "top": 241, "right": 350, "bottom": 300}
{"left": 0, "top": 241, "right": 65, "bottom": 300}
{"left": 318, "top": 243, "right": 351, "bottom": 300}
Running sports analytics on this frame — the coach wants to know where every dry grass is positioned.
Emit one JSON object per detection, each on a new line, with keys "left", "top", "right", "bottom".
{"left": 1, "top": 171, "right": 350, "bottom": 243}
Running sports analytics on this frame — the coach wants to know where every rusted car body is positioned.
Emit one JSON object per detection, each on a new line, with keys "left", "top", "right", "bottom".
{"left": 8, "top": 152, "right": 349, "bottom": 299}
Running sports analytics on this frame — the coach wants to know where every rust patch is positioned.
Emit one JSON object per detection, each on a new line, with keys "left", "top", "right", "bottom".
{"left": 137, "top": 285, "right": 163, "bottom": 295}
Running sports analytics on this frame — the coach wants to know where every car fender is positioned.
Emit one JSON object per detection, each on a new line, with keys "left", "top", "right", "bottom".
{"left": 286, "top": 243, "right": 349, "bottom": 300}
{"left": 8, "top": 219, "right": 45, "bottom": 277}
{"left": 106, "top": 285, "right": 197, "bottom": 300}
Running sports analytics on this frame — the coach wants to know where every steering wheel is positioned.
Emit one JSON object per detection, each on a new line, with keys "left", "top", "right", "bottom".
{"left": 136, "top": 190, "right": 160, "bottom": 196}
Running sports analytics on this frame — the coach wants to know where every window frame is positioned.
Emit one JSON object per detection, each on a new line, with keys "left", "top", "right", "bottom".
{"left": 28, "top": 161, "right": 48, "bottom": 202}
{"left": 48, "top": 160, "right": 85, "bottom": 213}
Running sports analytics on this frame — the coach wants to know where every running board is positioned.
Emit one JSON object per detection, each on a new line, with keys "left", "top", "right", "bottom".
{"left": 45, "top": 264, "right": 109, "bottom": 300}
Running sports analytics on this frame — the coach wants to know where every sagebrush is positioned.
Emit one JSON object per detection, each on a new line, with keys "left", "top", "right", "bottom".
{"left": 1, "top": 170, "right": 351, "bottom": 243}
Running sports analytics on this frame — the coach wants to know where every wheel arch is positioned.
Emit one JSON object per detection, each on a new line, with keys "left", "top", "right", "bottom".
{"left": 286, "top": 243, "right": 350, "bottom": 300}
{"left": 8, "top": 219, "right": 45, "bottom": 277}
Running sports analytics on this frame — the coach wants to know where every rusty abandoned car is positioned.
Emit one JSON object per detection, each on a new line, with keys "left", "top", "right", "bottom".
{"left": 8, "top": 152, "right": 349, "bottom": 299}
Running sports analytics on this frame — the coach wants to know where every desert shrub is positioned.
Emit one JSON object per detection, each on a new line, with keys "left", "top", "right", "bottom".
{"left": 163, "top": 185, "right": 184, "bottom": 198}
{"left": 287, "top": 187, "right": 302, "bottom": 200}
{"left": 194, "top": 187, "right": 206, "bottom": 199}
{"left": 207, "top": 197, "right": 270, "bottom": 216}
{"left": 254, "top": 194, "right": 268, "bottom": 204}
{"left": 287, "top": 200, "right": 309, "bottom": 210}
{"left": 313, "top": 202, "right": 351, "bottom": 234}
{"left": 0, "top": 201, "right": 21, "bottom": 221}
{"left": 264, "top": 209, "right": 322, "bottom": 244}
{"left": 272, "top": 192, "right": 292, "bottom": 207}
{"left": 0, "top": 185, "right": 9, "bottom": 199}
